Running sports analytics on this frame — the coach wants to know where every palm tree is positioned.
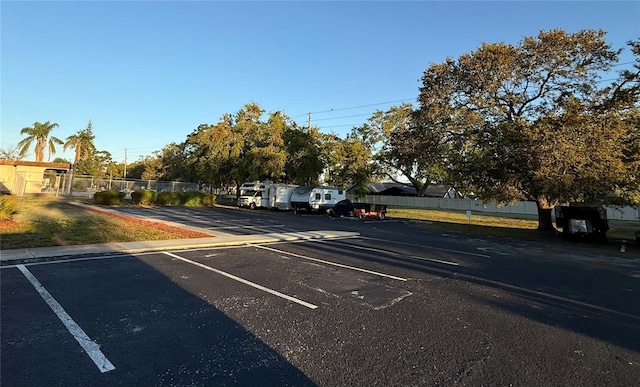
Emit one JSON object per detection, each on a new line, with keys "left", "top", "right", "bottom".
{"left": 17, "top": 121, "right": 63, "bottom": 162}
{"left": 64, "top": 120, "right": 96, "bottom": 164}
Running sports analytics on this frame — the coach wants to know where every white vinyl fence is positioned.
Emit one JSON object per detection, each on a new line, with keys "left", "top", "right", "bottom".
{"left": 346, "top": 194, "right": 640, "bottom": 222}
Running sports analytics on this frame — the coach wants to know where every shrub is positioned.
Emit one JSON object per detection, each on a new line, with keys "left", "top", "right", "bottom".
{"left": 202, "top": 193, "right": 216, "bottom": 206}
{"left": 131, "top": 190, "right": 158, "bottom": 205}
{"left": 156, "top": 192, "right": 180, "bottom": 206}
{"left": 94, "top": 190, "right": 126, "bottom": 205}
{"left": 178, "top": 192, "right": 201, "bottom": 206}
{"left": 0, "top": 194, "right": 18, "bottom": 221}
{"left": 175, "top": 192, "right": 217, "bottom": 206}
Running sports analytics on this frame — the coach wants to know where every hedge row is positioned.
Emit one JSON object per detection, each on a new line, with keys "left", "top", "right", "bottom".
{"left": 131, "top": 190, "right": 216, "bottom": 206}
{"left": 94, "top": 190, "right": 216, "bottom": 206}
{"left": 94, "top": 190, "right": 126, "bottom": 205}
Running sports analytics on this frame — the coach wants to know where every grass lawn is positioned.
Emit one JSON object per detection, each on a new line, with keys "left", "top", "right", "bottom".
{"left": 0, "top": 195, "right": 210, "bottom": 250}
{"left": 1, "top": 195, "right": 637, "bottom": 250}
{"left": 387, "top": 207, "right": 639, "bottom": 242}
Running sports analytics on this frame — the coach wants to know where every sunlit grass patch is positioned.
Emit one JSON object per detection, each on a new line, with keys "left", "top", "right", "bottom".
{"left": 0, "top": 195, "right": 209, "bottom": 249}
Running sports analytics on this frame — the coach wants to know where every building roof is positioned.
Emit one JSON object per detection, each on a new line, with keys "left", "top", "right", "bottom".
{"left": 348, "top": 182, "right": 462, "bottom": 197}
{"left": 0, "top": 159, "right": 71, "bottom": 169}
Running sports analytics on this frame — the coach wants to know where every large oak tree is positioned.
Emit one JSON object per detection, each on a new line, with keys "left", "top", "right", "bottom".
{"left": 417, "top": 29, "right": 638, "bottom": 230}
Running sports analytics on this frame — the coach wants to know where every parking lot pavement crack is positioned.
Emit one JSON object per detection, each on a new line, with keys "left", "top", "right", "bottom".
{"left": 452, "top": 324, "right": 494, "bottom": 384}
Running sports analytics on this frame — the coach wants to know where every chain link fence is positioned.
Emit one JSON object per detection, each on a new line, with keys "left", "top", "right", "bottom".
{"left": 70, "top": 175, "right": 199, "bottom": 194}
{"left": 39, "top": 174, "right": 200, "bottom": 198}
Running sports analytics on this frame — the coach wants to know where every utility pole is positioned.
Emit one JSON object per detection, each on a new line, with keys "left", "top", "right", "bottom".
{"left": 123, "top": 148, "right": 127, "bottom": 179}
{"left": 308, "top": 112, "right": 311, "bottom": 128}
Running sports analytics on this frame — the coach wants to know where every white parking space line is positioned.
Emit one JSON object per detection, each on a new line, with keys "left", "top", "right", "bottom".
{"left": 319, "top": 240, "right": 460, "bottom": 267}
{"left": 16, "top": 265, "right": 116, "bottom": 373}
{"left": 250, "top": 244, "right": 408, "bottom": 282}
{"left": 358, "top": 236, "right": 491, "bottom": 258}
{"left": 162, "top": 252, "right": 318, "bottom": 309}
{"left": 207, "top": 224, "right": 286, "bottom": 230}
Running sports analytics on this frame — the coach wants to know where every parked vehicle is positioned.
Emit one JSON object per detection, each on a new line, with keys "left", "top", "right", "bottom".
{"left": 554, "top": 205, "right": 609, "bottom": 241}
{"left": 329, "top": 199, "right": 387, "bottom": 220}
{"left": 329, "top": 199, "right": 355, "bottom": 217}
{"left": 291, "top": 186, "right": 346, "bottom": 213}
{"left": 237, "top": 181, "right": 274, "bottom": 209}
{"left": 237, "top": 181, "right": 300, "bottom": 210}
{"left": 353, "top": 202, "right": 387, "bottom": 220}
{"left": 268, "top": 184, "right": 299, "bottom": 210}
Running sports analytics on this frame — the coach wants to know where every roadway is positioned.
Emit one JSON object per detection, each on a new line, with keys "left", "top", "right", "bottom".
{"left": 1, "top": 206, "right": 639, "bottom": 386}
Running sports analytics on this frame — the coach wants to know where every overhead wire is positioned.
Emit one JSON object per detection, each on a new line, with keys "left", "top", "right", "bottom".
{"left": 292, "top": 98, "right": 416, "bottom": 118}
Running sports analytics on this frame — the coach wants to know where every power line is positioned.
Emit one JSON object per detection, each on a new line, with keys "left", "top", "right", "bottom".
{"left": 321, "top": 123, "right": 361, "bottom": 129}
{"left": 311, "top": 113, "right": 373, "bottom": 122}
{"left": 292, "top": 98, "right": 415, "bottom": 118}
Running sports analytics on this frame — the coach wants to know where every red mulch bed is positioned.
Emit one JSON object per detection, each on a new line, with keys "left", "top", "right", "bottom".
{"left": 0, "top": 220, "right": 19, "bottom": 231}
{"left": 77, "top": 205, "right": 213, "bottom": 239}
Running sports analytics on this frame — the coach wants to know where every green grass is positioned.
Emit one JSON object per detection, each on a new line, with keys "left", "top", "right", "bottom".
{"left": 387, "top": 207, "right": 638, "bottom": 241}
{"left": 0, "top": 195, "right": 206, "bottom": 250}
{"left": 1, "top": 195, "right": 637, "bottom": 250}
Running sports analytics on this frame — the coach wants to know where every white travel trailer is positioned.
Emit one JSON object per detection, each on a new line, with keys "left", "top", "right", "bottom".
{"left": 237, "top": 181, "right": 273, "bottom": 209}
{"left": 238, "top": 181, "right": 299, "bottom": 210}
{"left": 268, "top": 184, "right": 299, "bottom": 210}
{"left": 290, "top": 186, "right": 346, "bottom": 213}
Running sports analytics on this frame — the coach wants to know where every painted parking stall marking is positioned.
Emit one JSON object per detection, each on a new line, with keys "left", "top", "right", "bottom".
{"left": 163, "top": 252, "right": 318, "bottom": 309}
{"left": 16, "top": 265, "right": 116, "bottom": 373}
{"left": 359, "top": 236, "right": 491, "bottom": 258}
{"left": 250, "top": 244, "right": 408, "bottom": 281}
{"left": 319, "top": 239, "right": 460, "bottom": 266}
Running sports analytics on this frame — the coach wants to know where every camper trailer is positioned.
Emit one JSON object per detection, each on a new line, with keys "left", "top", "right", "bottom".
{"left": 237, "top": 181, "right": 273, "bottom": 209}
{"left": 269, "top": 184, "right": 299, "bottom": 210}
{"left": 238, "top": 181, "right": 299, "bottom": 210}
{"left": 290, "top": 186, "right": 346, "bottom": 213}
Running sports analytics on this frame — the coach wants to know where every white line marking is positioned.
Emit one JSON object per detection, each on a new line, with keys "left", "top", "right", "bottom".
{"left": 1, "top": 254, "right": 125, "bottom": 269}
{"left": 207, "top": 224, "right": 286, "bottom": 230}
{"left": 162, "top": 252, "right": 318, "bottom": 309}
{"left": 250, "top": 244, "right": 408, "bottom": 281}
{"left": 320, "top": 240, "right": 459, "bottom": 266}
{"left": 359, "top": 236, "right": 491, "bottom": 258}
{"left": 16, "top": 265, "right": 116, "bottom": 373}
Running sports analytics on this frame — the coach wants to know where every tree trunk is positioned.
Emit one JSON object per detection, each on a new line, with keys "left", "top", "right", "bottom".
{"left": 535, "top": 198, "right": 556, "bottom": 232}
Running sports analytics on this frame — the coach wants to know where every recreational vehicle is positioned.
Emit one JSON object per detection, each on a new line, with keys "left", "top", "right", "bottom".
{"left": 237, "top": 181, "right": 273, "bottom": 209}
{"left": 290, "top": 186, "right": 346, "bottom": 213}
{"left": 237, "top": 181, "right": 299, "bottom": 210}
{"left": 268, "top": 184, "right": 299, "bottom": 210}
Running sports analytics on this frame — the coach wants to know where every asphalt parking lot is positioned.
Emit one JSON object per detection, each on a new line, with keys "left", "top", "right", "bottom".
{"left": 2, "top": 206, "right": 640, "bottom": 386}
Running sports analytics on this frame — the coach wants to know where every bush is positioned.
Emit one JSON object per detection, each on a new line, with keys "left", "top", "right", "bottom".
{"left": 202, "top": 193, "right": 216, "bottom": 206}
{"left": 131, "top": 190, "right": 158, "bottom": 205}
{"left": 178, "top": 192, "right": 200, "bottom": 206}
{"left": 175, "top": 192, "right": 217, "bottom": 206}
{"left": 156, "top": 191, "right": 180, "bottom": 206}
{"left": 94, "top": 190, "right": 126, "bottom": 205}
{"left": 0, "top": 194, "right": 18, "bottom": 221}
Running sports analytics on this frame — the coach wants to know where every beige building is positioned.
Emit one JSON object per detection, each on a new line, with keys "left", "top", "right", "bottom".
{"left": 0, "top": 159, "right": 71, "bottom": 195}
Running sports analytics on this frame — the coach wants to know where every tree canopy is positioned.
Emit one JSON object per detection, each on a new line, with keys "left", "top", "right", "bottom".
{"left": 12, "top": 28, "right": 638, "bottom": 235}
{"left": 64, "top": 120, "right": 97, "bottom": 164}
{"left": 413, "top": 29, "right": 639, "bottom": 230}
{"left": 17, "top": 121, "right": 63, "bottom": 162}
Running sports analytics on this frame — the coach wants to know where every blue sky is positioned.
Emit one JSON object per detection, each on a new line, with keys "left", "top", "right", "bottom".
{"left": 2, "top": 1, "right": 638, "bottom": 164}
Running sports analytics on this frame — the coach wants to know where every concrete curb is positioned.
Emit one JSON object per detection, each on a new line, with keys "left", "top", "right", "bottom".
{"left": 0, "top": 231, "right": 360, "bottom": 264}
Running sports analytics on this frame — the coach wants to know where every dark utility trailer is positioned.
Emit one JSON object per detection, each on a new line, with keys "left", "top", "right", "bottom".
{"left": 329, "top": 199, "right": 387, "bottom": 220}
{"left": 555, "top": 205, "right": 609, "bottom": 242}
